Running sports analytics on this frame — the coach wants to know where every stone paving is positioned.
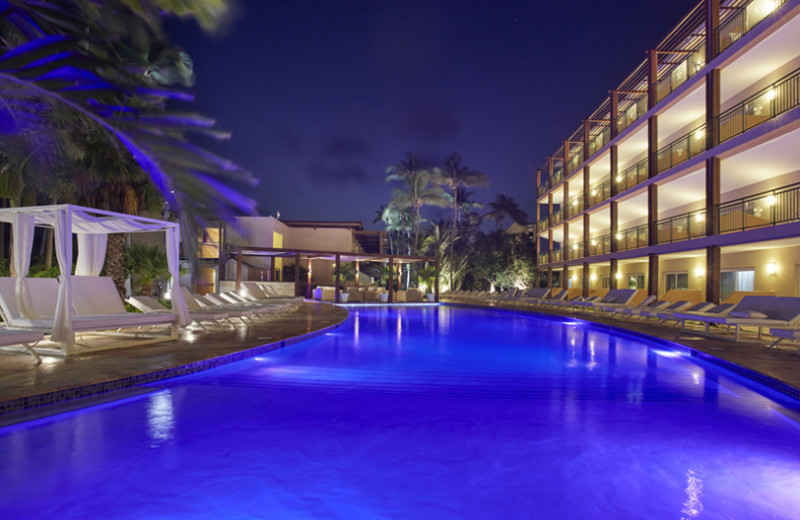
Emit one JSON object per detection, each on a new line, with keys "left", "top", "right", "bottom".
{"left": 2, "top": 299, "right": 800, "bottom": 416}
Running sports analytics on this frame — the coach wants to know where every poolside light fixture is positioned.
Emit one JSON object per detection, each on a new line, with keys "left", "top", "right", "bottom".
{"left": 767, "top": 262, "right": 777, "bottom": 275}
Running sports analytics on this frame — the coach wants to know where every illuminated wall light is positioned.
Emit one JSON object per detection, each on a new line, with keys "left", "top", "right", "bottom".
{"left": 615, "top": 233, "right": 622, "bottom": 240}
{"left": 591, "top": 239, "right": 597, "bottom": 246}
{"left": 767, "top": 262, "right": 777, "bottom": 275}
{"left": 614, "top": 272, "right": 622, "bottom": 280}
{"left": 695, "top": 213, "right": 704, "bottom": 222}
{"left": 694, "top": 267, "right": 704, "bottom": 278}
{"left": 695, "top": 129, "right": 704, "bottom": 140}
{"left": 572, "top": 244, "right": 578, "bottom": 250}
{"left": 616, "top": 175, "right": 623, "bottom": 183}
{"left": 766, "top": 195, "right": 776, "bottom": 206}
{"left": 591, "top": 189, "right": 597, "bottom": 197}
{"left": 590, "top": 273, "right": 597, "bottom": 282}
{"left": 571, "top": 275, "right": 577, "bottom": 282}
{"left": 767, "top": 88, "right": 776, "bottom": 100}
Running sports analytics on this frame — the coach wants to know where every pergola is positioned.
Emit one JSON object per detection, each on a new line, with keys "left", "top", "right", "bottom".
{"left": 225, "top": 247, "right": 439, "bottom": 303}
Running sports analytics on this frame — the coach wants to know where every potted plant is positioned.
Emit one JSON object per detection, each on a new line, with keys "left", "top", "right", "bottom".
{"left": 418, "top": 265, "right": 439, "bottom": 302}
{"left": 331, "top": 263, "right": 355, "bottom": 302}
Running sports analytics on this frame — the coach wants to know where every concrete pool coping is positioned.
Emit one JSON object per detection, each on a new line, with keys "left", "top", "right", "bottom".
{"left": 2, "top": 299, "right": 800, "bottom": 417}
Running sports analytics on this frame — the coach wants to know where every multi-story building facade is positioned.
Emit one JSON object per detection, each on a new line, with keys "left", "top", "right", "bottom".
{"left": 536, "top": 0, "right": 800, "bottom": 302}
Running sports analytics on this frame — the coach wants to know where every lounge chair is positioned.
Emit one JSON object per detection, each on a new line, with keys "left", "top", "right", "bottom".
{"left": 654, "top": 301, "right": 715, "bottom": 326}
{"left": 571, "top": 289, "right": 637, "bottom": 312}
{"left": 634, "top": 300, "right": 690, "bottom": 320}
{"left": 674, "top": 295, "right": 778, "bottom": 340}
{"left": 598, "top": 294, "right": 657, "bottom": 315}
{"left": 767, "top": 328, "right": 800, "bottom": 353}
{"left": 722, "top": 297, "right": 800, "bottom": 341}
{"left": 181, "top": 288, "right": 258, "bottom": 322}
{"left": 523, "top": 287, "right": 550, "bottom": 304}
{"left": 127, "top": 295, "right": 231, "bottom": 330}
{"left": 0, "top": 327, "right": 45, "bottom": 363}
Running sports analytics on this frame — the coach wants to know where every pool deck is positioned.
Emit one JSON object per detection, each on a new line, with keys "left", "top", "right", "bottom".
{"left": 0, "top": 301, "right": 349, "bottom": 415}
{"left": 2, "top": 299, "right": 800, "bottom": 416}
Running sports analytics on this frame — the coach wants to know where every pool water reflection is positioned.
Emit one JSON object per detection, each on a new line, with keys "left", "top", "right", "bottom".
{"left": 1, "top": 305, "right": 800, "bottom": 519}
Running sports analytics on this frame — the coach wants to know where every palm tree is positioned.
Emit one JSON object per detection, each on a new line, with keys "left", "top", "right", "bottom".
{"left": 485, "top": 194, "right": 528, "bottom": 230}
{"left": 124, "top": 242, "right": 171, "bottom": 296}
{"left": 388, "top": 170, "right": 447, "bottom": 255}
{"left": 435, "top": 153, "right": 488, "bottom": 288}
{"left": 0, "top": 0, "right": 257, "bottom": 263}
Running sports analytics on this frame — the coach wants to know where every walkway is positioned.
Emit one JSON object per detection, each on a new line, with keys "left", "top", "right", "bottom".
{"left": 0, "top": 301, "right": 349, "bottom": 415}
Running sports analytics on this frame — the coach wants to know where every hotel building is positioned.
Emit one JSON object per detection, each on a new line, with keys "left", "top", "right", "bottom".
{"left": 536, "top": 0, "right": 800, "bottom": 302}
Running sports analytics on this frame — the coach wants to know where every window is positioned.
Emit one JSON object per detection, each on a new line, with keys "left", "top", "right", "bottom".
{"left": 627, "top": 274, "right": 645, "bottom": 289}
{"left": 665, "top": 272, "right": 689, "bottom": 290}
{"left": 601, "top": 276, "right": 610, "bottom": 289}
{"left": 720, "top": 269, "right": 755, "bottom": 301}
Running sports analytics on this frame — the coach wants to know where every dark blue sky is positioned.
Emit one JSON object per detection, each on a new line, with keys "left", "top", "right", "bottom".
{"left": 169, "top": 1, "right": 697, "bottom": 229}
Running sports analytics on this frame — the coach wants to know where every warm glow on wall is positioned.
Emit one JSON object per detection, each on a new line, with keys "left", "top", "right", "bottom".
{"left": 615, "top": 272, "right": 622, "bottom": 280}
{"left": 767, "top": 262, "right": 777, "bottom": 275}
{"left": 694, "top": 266, "right": 704, "bottom": 278}
{"left": 590, "top": 273, "right": 597, "bottom": 282}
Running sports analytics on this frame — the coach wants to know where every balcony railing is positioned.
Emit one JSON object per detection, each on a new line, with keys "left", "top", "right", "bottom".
{"left": 719, "top": 182, "right": 800, "bottom": 233}
{"left": 616, "top": 96, "right": 647, "bottom": 134}
{"left": 537, "top": 217, "right": 549, "bottom": 233}
{"left": 655, "top": 45, "right": 705, "bottom": 103}
{"left": 552, "top": 249, "right": 563, "bottom": 262}
{"left": 567, "top": 241, "right": 584, "bottom": 260}
{"left": 588, "top": 179, "right": 612, "bottom": 208}
{"left": 552, "top": 168, "right": 564, "bottom": 186}
{"left": 566, "top": 195, "right": 584, "bottom": 218}
{"left": 655, "top": 209, "right": 707, "bottom": 244}
{"left": 587, "top": 234, "right": 611, "bottom": 256}
{"left": 718, "top": 0, "right": 787, "bottom": 53}
{"left": 655, "top": 125, "right": 706, "bottom": 174}
{"left": 566, "top": 148, "right": 583, "bottom": 175}
{"left": 537, "top": 180, "right": 550, "bottom": 197}
{"left": 616, "top": 158, "right": 649, "bottom": 193}
{"left": 616, "top": 224, "right": 648, "bottom": 252}
{"left": 587, "top": 127, "right": 611, "bottom": 157}
{"left": 551, "top": 210, "right": 562, "bottom": 226}
{"left": 718, "top": 65, "right": 800, "bottom": 143}
{"left": 538, "top": 252, "right": 549, "bottom": 265}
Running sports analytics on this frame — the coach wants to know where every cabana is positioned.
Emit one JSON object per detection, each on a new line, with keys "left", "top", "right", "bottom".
{"left": 0, "top": 204, "right": 190, "bottom": 356}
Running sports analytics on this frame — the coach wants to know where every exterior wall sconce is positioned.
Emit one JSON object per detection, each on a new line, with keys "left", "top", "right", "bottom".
{"left": 590, "top": 274, "right": 597, "bottom": 282}
{"left": 694, "top": 267, "right": 704, "bottom": 278}
{"left": 767, "top": 262, "right": 777, "bottom": 275}
{"left": 614, "top": 272, "right": 622, "bottom": 280}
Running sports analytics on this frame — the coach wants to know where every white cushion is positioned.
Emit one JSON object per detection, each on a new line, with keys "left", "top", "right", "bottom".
{"left": 729, "top": 310, "right": 768, "bottom": 319}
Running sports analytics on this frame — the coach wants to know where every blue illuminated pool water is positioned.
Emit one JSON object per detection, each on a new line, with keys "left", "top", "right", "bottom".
{"left": 2, "top": 305, "right": 800, "bottom": 519}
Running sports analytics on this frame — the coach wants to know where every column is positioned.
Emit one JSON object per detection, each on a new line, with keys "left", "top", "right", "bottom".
{"left": 706, "top": 157, "right": 720, "bottom": 237}
{"left": 648, "top": 184, "right": 658, "bottom": 247}
{"left": 648, "top": 254, "right": 659, "bottom": 296}
{"left": 706, "top": 245, "right": 720, "bottom": 303}
{"left": 334, "top": 254, "right": 341, "bottom": 303}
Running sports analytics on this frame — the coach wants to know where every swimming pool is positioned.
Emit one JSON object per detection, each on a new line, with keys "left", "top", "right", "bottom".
{"left": 1, "top": 305, "right": 800, "bottom": 519}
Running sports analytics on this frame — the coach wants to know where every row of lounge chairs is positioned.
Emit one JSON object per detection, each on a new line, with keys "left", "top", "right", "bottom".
{"left": 0, "top": 277, "right": 301, "bottom": 362}
{"left": 445, "top": 288, "right": 800, "bottom": 351}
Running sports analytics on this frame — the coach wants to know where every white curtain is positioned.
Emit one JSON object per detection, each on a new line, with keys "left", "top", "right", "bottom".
{"left": 75, "top": 234, "right": 108, "bottom": 276}
{"left": 165, "top": 226, "right": 190, "bottom": 326}
{"left": 51, "top": 208, "right": 74, "bottom": 343}
{"left": 11, "top": 212, "right": 37, "bottom": 319}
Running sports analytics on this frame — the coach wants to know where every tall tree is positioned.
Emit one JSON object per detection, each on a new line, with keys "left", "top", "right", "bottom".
{"left": 435, "top": 153, "right": 488, "bottom": 288}
{"left": 485, "top": 194, "right": 528, "bottom": 230}
{"left": 388, "top": 169, "right": 447, "bottom": 255}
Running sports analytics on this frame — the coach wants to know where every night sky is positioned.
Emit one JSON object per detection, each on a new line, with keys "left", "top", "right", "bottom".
{"left": 169, "top": 1, "right": 698, "bottom": 229}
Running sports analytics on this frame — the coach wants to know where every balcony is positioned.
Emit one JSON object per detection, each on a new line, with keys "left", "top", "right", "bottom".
{"left": 587, "top": 234, "right": 611, "bottom": 256}
{"left": 719, "top": 182, "right": 800, "bottom": 233}
{"left": 566, "top": 195, "right": 584, "bottom": 219}
{"left": 537, "top": 179, "right": 550, "bottom": 197}
{"left": 718, "top": 0, "right": 787, "bottom": 53}
{"left": 566, "top": 148, "right": 583, "bottom": 175}
{"left": 538, "top": 251, "right": 549, "bottom": 265}
{"left": 655, "top": 125, "right": 706, "bottom": 174}
{"left": 718, "top": 65, "right": 800, "bottom": 143}
{"left": 655, "top": 45, "right": 705, "bottom": 103}
{"left": 552, "top": 248, "right": 563, "bottom": 262}
{"left": 588, "top": 179, "right": 612, "bottom": 208}
{"left": 552, "top": 168, "right": 564, "bottom": 186}
{"left": 587, "top": 127, "right": 611, "bottom": 158}
{"left": 655, "top": 209, "right": 706, "bottom": 244}
{"left": 616, "top": 96, "right": 647, "bottom": 134}
{"left": 551, "top": 210, "right": 563, "bottom": 226}
{"left": 616, "top": 224, "right": 648, "bottom": 252}
{"left": 616, "top": 158, "right": 649, "bottom": 194}
{"left": 567, "top": 241, "right": 584, "bottom": 260}
{"left": 537, "top": 217, "right": 549, "bottom": 233}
